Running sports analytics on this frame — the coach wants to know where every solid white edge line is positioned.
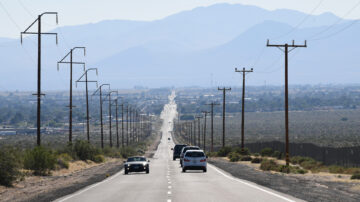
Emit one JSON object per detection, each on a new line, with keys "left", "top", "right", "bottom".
{"left": 56, "top": 168, "right": 124, "bottom": 202}
{"left": 208, "top": 164, "right": 296, "bottom": 202}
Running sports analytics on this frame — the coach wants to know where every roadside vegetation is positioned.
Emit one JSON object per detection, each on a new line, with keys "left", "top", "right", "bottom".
{"left": 207, "top": 146, "right": 360, "bottom": 178}
{"left": 0, "top": 140, "right": 147, "bottom": 187}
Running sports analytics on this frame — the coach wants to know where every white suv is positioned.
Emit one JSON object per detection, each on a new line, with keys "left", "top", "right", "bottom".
{"left": 182, "top": 150, "right": 207, "bottom": 173}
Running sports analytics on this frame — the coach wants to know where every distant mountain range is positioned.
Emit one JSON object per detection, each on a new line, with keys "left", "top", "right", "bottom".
{"left": 0, "top": 3, "right": 358, "bottom": 91}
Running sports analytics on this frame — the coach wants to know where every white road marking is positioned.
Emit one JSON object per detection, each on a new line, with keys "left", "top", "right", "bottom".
{"left": 167, "top": 199, "right": 172, "bottom": 202}
{"left": 168, "top": 191, "right": 172, "bottom": 195}
{"left": 208, "top": 164, "right": 296, "bottom": 202}
{"left": 56, "top": 168, "right": 124, "bottom": 202}
{"left": 168, "top": 186, "right": 172, "bottom": 189}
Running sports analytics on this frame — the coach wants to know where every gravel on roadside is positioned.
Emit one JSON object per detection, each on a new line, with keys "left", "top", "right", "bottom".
{"left": 208, "top": 158, "right": 360, "bottom": 202}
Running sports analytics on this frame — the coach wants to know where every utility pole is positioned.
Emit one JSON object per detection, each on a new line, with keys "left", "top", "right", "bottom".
{"left": 202, "top": 111, "right": 210, "bottom": 152}
{"left": 21, "top": 12, "right": 58, "bottom": 146}
{"left": 205, "top": 102, "right": 220, "bottom": 152}
{"left": 109, "top": 93, "right": 119, "bottom": 148}
{"left": 126, "top": 105, "right": 129, "bottom": 146}
{"left": 114, "top": 98, "right": 119, "bottom": 147}
{"left": 93, "top": 84, "right": 110, "bottom": 148}
{"left": 189, "top": 122, "right": 193, "bottom": 145}
{"left": 218, "top": 87, "right": 231, "bottom": 148}
{"left": 58, "top": 47, "right": 86, "bottom": 144}
{"left": 135, "top": 110, "right": 139, "bottom": 142}
{"left": 267, "top": 40, "right": 307, "bottom": 166}
{"left": 235, "top": 67, "right": 253, "bottom": 152}
{"left": 104, "top": 91, "right": 117, "bottom": 147}
{"left": 193, "top": 119, "right": 196, "bottom": 145}
{"left": 119, "top": 102, "right": 125, "bottom": 147}
{"left": 129, "top": 107, "right": 134, "bottom": 143}
{"left": 195, "top": 116, "right": 202, "bottom": 147}
{"left": 76, "top": 68, "right": 98, "bottom": 143}
{"left": 202, "top": 111, "right": 210, "bottom": 151}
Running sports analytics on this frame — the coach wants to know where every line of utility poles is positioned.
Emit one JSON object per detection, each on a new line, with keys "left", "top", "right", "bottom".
{"left": 19, "top": 12, "right": 151, "bottom": 150}
{"left": 218, "top": 87, "right": 231, "bottom": 148}
{"left": 21, "top": 12, "right": 58, "bottom": 146}
{"left": 267, "top": 40, "right": 307, "bottom": 166}
{"left": 235, "top": 67, "right": 253, "bottom": 152}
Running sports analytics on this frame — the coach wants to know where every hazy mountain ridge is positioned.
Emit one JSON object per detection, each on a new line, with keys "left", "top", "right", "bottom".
{"left": 0, "top": 3, "right": 356, "bottom": 90}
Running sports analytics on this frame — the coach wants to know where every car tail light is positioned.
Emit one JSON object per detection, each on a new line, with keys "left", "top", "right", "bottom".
{"left": 200, "top": 159, "right": 206, "bottom": 162}
{"left": 184, "top": 158, "right": 190, "bottom": 162}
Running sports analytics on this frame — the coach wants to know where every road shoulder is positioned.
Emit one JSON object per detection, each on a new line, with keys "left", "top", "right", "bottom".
{"left": 208, "top": 157, "right": 360, "bottom": 202}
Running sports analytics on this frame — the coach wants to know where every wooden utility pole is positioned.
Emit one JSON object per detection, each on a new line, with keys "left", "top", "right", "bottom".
{"left": 205, "top": 102, "right": 220, "bottom": 152}
{"left": 235, "top": 67, "right": 253, "bottom": 152}
{"left": 189, "top": 122, "right": 193, "bottom": 145}
{"left": 218, "top": 87, "right": 231, "bottom": 148}
{"left": 76, "top": 68, "right": 98, "bottom": 143}
{"left": 125, "top": 105, "right": 129, "bottom": 146}
{"left": 58, "top": 47, "right": 86, "bottom": 144}
{"left": 114, "top": 98, "right": 119, "bottom": 147}
{"left": 202, "top": 111, "right": 210, "bottom": 152}
{"left": 104, "top": 91, "right": 117, "bottom": 147}
{"left": 193, "top": 119, "right": 196, "bottom": 145}
{"left": 267, "top": 40, "right": 307, "bottom": 166}
{"left": 93, "top": 84, "right": 110, "bottom": 148}
{"left": 21, "top": 12, "right": 58, "bottom": 146}
{"left": 196, "top": 116, "right": 202, "bottom": 147}
{"left": 119, "top": 102, "right": 125, "bottom": 147}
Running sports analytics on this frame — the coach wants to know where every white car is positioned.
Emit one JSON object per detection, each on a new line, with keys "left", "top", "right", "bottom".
{"left": 182, "top": 150, "right": 207, "bottom": 173}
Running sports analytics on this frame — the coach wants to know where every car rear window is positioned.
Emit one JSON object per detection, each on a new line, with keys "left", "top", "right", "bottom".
{"left": 183, "top": 147, "right": 199, "bottom": 153}
{"left": 185, "top": 152, "right": 205, "bottom": 157}
{"left": 174, "top": 145, "right": 186, "bottom": 154}
{"left": 127, "top": 157, "right": 146, "bottom": 162}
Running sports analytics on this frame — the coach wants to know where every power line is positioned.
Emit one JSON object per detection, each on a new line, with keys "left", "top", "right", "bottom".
{"left": 310, "top": 20, "right": 360, "bottom": 41}
{"left": 0, "top": 1, "right": 22, "bottom": 30}
{"left": 308, "top": 0, "right": 360, "bottom": 40}
{"left": 273, "top": 0, "right": 325, "bottom": 39}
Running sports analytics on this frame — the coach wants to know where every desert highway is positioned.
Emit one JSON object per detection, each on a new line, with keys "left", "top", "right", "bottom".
{"left": 56, "top": 92, "right": 303, "bottom": 202}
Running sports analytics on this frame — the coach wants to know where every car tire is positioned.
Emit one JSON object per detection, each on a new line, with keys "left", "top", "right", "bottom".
{"left": 146, "top": 168, "right": 149, "bottom": 174}
{"left": 125, "top": 170, "right": 128, "bottom": 175}
{"left": 182, "top": 167, "right": 186, "bottom": 173}
{"left": 203, "top": 168, "right": 207, "bottom": 173}
{"left": 173, "top": 157, "right": 176, "bottom": 161}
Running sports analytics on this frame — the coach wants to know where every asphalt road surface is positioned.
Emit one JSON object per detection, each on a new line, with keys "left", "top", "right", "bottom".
{"left": 56, "top": 91, "right": 303, "bottom": 202}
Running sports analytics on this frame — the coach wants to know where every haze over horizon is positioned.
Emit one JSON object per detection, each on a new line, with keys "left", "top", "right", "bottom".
{"left": 1, "top": 0, "right": 360, "bottom": 38}
{"left": 1, "top": 1, "right": 360, "bottom": 90}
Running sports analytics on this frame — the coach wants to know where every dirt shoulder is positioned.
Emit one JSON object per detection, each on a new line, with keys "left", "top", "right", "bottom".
{"left": 0, "top": 124, "right": 163, "bottom": 202}
{"left": 0, "top": 159, "right": 123, "bottom": 202}
{"left": 208, "top": 158, "right": 360, "bottom": 202}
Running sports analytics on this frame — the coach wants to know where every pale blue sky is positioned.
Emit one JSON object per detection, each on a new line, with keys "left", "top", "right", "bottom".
{"left": 1, "top": 0, "right": 360, "bottom": 38}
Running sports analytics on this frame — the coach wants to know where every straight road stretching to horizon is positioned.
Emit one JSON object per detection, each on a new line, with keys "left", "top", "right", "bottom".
{"left": 55, "top": 91, "right": 303, "bottom": 202}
